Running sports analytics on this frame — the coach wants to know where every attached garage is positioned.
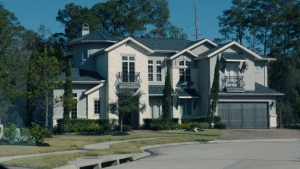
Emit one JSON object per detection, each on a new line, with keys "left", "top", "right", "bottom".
{"left": 218, "top": 102, "right": 268, "bottom": 129}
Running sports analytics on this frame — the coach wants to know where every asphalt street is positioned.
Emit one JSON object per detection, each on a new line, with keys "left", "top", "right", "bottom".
{"left": 109, "top": 140, "right": 300, "bottom": 169}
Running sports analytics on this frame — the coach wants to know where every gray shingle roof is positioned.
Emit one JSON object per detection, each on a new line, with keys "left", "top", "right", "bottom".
{"left": 149, "top": 85, "right": 176, "bottom": 96}
{"left": 69, "top": 31, "right": 119, "bottom": 45}
{"left": 115, "top": 36, "right": 206, "bottom": 51}
{"left": 220, "top": 83, "right": 283, "bottom": 95}
{"left": 58, "top": 67, "right": 105, "bottom": 82}
{"left": 175, "top": 89, "right": 199, "bottom": 98}
{"left": 222, "top": 53, "right": 246, "bottom": 61}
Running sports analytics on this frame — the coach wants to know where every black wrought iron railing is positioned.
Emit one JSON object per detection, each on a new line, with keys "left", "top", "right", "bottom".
{"left": 115, "top": 72, "right": 142, "bottom": 85}
{"left": 221, "top": 76, "right": 245, "bottom": 88}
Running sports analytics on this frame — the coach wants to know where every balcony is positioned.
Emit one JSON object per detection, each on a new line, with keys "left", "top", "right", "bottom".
{"left": 115, "top": 72, "right": 141, "bottom": 88}
{"left": 221, "top": 76, "right": 245, "bottom": 93}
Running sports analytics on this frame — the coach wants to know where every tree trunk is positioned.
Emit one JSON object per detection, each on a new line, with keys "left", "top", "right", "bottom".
{"left": 45, "top": 93, "right": 48, "bottom": 128}
{"left": 120, "top": 116, "right": 123, "bottom": 132}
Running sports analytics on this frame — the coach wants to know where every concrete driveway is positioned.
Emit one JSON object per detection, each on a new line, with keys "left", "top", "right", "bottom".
{"left": 108, "top": 129, "right": 300, "bottom": 169}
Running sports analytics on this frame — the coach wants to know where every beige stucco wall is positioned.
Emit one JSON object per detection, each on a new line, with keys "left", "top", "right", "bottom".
{"left": 106, "top": 41, "right": 151, "bottom": 126}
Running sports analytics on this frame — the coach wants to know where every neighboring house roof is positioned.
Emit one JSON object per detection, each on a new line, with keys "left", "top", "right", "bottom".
{"left": 58, "top": 67, "right": 105, "bottom": 83}
{"left": 175, "top": 89, "right": 199, "bottom": 98}
{"left": 148, "top": 85, "right": 176, "bottom": 96}
{"left": 219, "top": 83, "right": 284, "bottom": 96}
{"left": 68, "top": 31, "right": 119, "bottom": 45}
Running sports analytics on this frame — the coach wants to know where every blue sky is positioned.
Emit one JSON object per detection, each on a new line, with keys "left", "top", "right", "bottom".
{"left": 1, "top": 0, "right": 232, "bottom": 41}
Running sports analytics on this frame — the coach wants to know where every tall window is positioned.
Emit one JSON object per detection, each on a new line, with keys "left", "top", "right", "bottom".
{"left": 148, "top": 60, "right": 153, "bottom": 81}
{"left": 122, "top": 56, "right": 135, "bottom": 82}
{"left": 82, "top": 50, "right": 88, "bottom": 59}
{"left": 149, "top": 99, "right": 154, "bottom": 118}
{"left": 94, "top": 100, "right": 100, "bottom": 114}
{"left": 180, "top": 99, "right": 191, "bottom": 115}
{"left": 149, "top": 98, "right": 162, "bottom": 118}
{"left": 156, "top": 60, "right": 162, "bottom": 81}
{"left": 179, "top": 69, "right": 191, "bottom": 82}
{"left": 71, "top": 93, "right": 77, "bottom": 118}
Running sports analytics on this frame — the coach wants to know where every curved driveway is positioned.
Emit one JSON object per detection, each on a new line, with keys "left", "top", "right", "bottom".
{"left": 109, "top": 140, "right": 300, "bottom": 169}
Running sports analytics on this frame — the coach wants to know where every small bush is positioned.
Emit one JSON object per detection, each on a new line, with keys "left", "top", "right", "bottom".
{"left": 86, "top": 125, "right": 102, "bottom": 132}
{"left": 28, "top": 122, "right": 52, "bottom": 144}
{"left": 150, "top": 124, "right": 164, "bottom": 130}
{"left": 103, "top": 124, "right": 113, "bottom": 130}
{"left": 175, "top": 123, "right": 191, "bottom": 129}
{"left": 3, "top": 123, "right": 17, "bottom": 143}
{"left": 143, "top": 118, "right": 179, "bottom": 129}
{"left": 215, "top": 122, "right": 227, "bottom": 129}
{"left": 115, "top": 125, "right": 132, "bottom": 132}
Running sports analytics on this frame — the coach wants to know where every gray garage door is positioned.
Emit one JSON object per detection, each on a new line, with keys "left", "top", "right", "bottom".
{"left": 218, "top": 103, "right": 268, "bottom": 129}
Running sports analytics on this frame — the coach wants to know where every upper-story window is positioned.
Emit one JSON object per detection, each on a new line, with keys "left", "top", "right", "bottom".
{"left": 156, "top": 60, "right": 162, "bottom": 81}
{"left": 122, "top": 56, "right": 135, "bottom": 82}
{"left": 179, "top": 68, "right": 191, "bottom": 81}
{"left": 179, "top": 61, "right": 184, "bottom": 66}
{"left": 82, "top": 50, "right": 88, "bottom": 60}
{"left": 179, "top": 60, "right": 191, "bottom": 66}
{"left": 148, "top": 60, "right": 153, "bottom": 81}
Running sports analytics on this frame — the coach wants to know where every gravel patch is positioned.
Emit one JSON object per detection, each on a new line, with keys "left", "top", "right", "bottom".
{"left": 217, "top": 129, "right": 300, "bottom": 140}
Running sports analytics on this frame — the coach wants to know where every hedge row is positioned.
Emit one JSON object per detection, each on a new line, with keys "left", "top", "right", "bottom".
{"left": 143, "top": 118, "right": 179, "bottom": 130}
{"left": 181, "top": 116, "right": 221, "bottom": 124}
{"left": 56, "top": 118, "right": 110, "bottom": 133}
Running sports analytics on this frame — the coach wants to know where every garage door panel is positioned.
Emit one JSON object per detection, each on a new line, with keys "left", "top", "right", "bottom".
{"left": 218, "top": 102, "right": 268, "bottom": 129}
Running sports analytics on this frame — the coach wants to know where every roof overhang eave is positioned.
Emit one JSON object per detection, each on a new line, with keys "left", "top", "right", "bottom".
{"left": 68, "top": 40, "right": 117, "bottom": 46}
{"left": 218, "top": 93, "right": 284, "bottom": 96}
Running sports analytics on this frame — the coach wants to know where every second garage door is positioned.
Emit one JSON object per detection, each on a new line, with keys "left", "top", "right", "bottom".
{"left": 218, "top": 103, "right": 268, "bottom": 129}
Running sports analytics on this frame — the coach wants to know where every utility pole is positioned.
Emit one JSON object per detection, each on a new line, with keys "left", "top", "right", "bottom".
{"left": 194, "top": 0, "right": 199, "bottom": 41}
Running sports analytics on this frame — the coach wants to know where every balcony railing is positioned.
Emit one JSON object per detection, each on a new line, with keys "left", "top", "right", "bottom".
{"left": 221, "top": 76, "right": 245, "bottom": 92}
{"left": 115, "top": 72, "right": 141, "bottom": 88}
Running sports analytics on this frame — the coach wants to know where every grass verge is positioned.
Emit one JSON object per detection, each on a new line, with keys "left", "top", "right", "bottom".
{"left": 1, "top": 129, "right": 227, "bottom": 169}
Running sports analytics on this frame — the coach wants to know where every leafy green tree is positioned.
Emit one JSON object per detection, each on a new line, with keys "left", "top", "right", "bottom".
{"left": 209, "top": 57, "right": 220, "bottom": 125}
{"left": 56, "top": 0, "right": 186, "bottom": 39}
{"left": 162, "top": 67, "right": 172, "bottom": 125}
{"left": 56, "top": 3, "right": 100, "bottom": 40}
{"left": 108, "top": 88, "right": 146, "bottom": 132}
{"left": 61, "top": 58, "right": 76, "bottom": 119}
{"left": 26, "top": 47, "right": 61, "bottom": 127}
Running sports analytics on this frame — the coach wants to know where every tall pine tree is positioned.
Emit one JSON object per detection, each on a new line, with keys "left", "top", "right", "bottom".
{"left": 162, "top": 66, "right": 172, "bottom": 125}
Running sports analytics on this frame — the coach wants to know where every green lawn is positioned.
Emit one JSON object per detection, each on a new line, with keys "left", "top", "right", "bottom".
{"left": 0, "top": 129, "right": 227, "bottom": 169}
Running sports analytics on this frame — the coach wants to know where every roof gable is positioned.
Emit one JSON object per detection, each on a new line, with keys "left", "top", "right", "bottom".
{"left": 196, "top": 41, "right": 273, "bottom": 61}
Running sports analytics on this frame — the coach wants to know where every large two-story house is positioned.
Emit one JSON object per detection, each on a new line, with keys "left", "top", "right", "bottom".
{"left": 51, "top": 24, "right": 283, "bottom": 129}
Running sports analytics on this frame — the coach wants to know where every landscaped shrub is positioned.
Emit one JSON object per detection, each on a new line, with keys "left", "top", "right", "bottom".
{"left": 115, "top": 125, "right": 132, "bottom": 132}
{"left": 215, "top": 122, "right": 227, "bottom": 129}
{"left": 86, "top": 125, "right": 102, "bottom": 132}
{"left": 103, "top": 124, "right": 113, "bottom": 130}
{"left": 150, "top": 124, "right": 164, "bottom": 130}
{"left": 189, "top": 122, "right": 210, "bottom": 129}
{"left": 3, "top": 123, "right": 17, "bottom": 143}
{"left": 56, "top": 119, "right": 105, "bottom": 133}
{"left": 181, "top": 116, "right": 221, "bottom": 124}
{"left": 143, "top": 118, "right": 179, "bottom": 129}
{"left": 175, "top": 123, "right": 191, "bottom": 129}
{"left": 28, "top": 122, "right": 52, "bottom": 144}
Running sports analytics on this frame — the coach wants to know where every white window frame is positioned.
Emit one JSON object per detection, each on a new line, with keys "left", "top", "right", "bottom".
{"left": 94, "top": 99, "right": 100, "bottom": 115}
{"left": 148, "top": 60, "right": 153, "bottom": 81}
{"left": 71, "top": 93, "right": 78, "bottom": 119}
{"left": 179, "top": 68, "right": 191, "bottom": 82}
